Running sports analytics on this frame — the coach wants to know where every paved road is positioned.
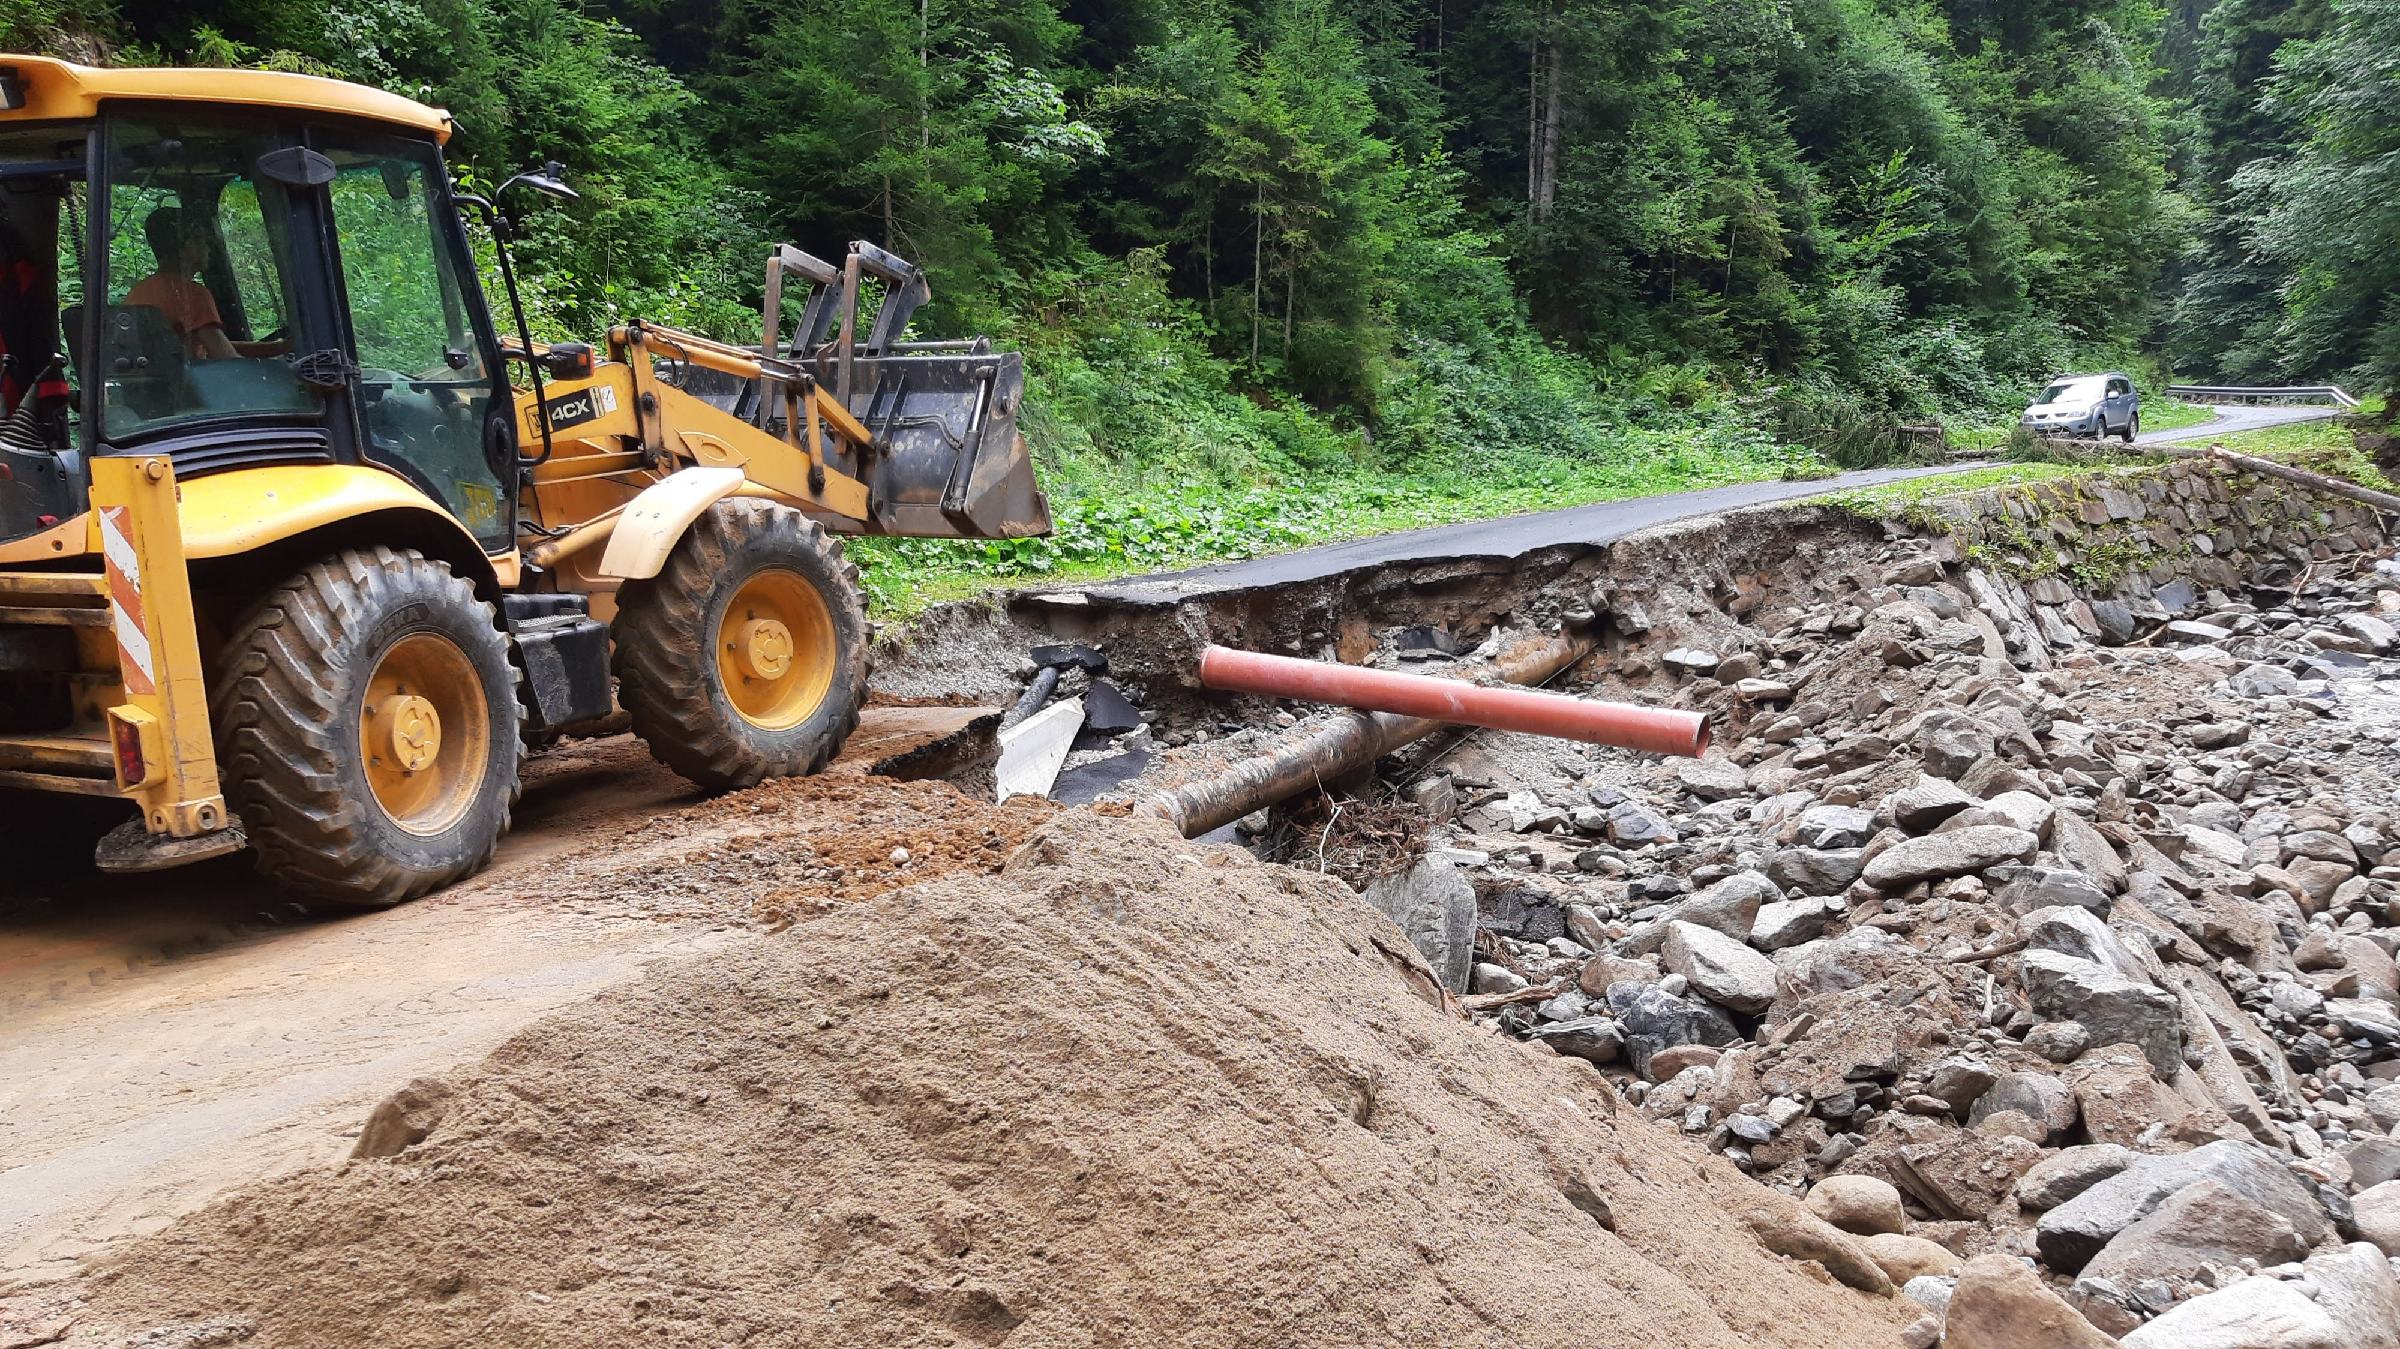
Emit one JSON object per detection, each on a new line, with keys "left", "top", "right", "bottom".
{"left": 2138, "top": 402, "right": 2340, "bottom": 446}
{"left": 1043, "top": 403, "right": 2347, "bottom": 608}
{"left": 1056, "top": 463, "right": 1979, "bottom": 606}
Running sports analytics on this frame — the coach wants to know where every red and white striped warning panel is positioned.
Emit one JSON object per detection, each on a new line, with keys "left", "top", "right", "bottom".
{"left": 99, "top": 505, "right": 155, "bottom": 696}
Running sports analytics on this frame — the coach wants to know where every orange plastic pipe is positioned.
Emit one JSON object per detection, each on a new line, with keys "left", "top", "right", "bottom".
{"left": 1197, "top": 645, "right": 1710, "bottom": 757}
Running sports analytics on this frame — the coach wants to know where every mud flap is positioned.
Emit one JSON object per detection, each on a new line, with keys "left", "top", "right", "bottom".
{"left": 95, "top": 814, "right": 247, "bottom": 873}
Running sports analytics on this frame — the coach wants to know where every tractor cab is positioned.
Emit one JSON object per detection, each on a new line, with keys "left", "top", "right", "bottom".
{"left": 0, "top": 80, "right": 515, "bottom": 552}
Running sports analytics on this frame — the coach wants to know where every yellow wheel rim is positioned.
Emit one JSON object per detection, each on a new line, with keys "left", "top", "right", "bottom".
{"left": 359, "top": 632, "right": 490, "bottom": 836}
{"left": 717, "top": 567, "right": 837, "bottom": 731}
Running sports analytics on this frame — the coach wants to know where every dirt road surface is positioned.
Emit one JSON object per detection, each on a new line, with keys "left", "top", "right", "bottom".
{"left": 0, "top": 708, "right": 986, "bottom": 1286}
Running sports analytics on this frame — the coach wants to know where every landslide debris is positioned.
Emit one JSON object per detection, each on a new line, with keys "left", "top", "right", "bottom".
{"left": 19, "top": 809, "right": 1915, "bottom": 1349}
{"left": 1412, "top": 531, "right": 2400, "bottom": 1344}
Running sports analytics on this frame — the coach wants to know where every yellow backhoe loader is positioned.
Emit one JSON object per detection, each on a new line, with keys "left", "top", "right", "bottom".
{"left": 0, "top": 57, "right": 1048, "bottom": 906}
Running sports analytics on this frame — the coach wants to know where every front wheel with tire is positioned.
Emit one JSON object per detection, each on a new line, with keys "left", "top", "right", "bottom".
{"left": 211, "top": 547, "right": 522, "bottom": 910}
{"left": 612, "top": 498, "right": 867, "bottom": 791}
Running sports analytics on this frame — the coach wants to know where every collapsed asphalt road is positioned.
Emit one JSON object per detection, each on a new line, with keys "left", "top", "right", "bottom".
{"left": 1050, "top": 465, "right": 1984, "bottom": 608}
{"left": 1059, "top": 403, "right": 2339, "bottom": 611}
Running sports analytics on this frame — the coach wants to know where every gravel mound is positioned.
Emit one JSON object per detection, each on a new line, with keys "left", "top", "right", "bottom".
{"left": 32, "top": 811, "right": 1911, "bottom": 1348}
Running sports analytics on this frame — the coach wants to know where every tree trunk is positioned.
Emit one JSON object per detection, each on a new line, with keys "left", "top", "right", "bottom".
{"left": 1284, "top": 261, "right": 1295, "bottom": 360}
{"left": 1527, "top": 5, "right": 1562, "bottom": 225}
{"left": 1536, "top": 36, "right": 1563, "bottom": 223}
{"left": 1204, "top": 215, "right": 1215, "bottom": 308}
{"left": 1251, "top": 180, "right": 1264, "bottom": 371}
{"left": 1526, "top": 34, "right": 1540, "bottom": 220}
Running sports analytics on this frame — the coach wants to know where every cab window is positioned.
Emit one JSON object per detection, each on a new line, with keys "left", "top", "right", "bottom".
{"left": 96, "top": 117, "right": 312, "bottom": 441}
{"left": 323, "top": 137, "right": 508, "bottom": 545}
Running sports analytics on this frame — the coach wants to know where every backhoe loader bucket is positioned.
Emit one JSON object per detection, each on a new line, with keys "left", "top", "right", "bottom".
{"left": 664, "top": 242, "right": 1049, "bottom": 540}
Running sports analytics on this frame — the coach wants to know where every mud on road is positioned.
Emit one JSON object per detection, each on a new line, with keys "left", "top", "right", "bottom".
{"left": 0, "top": 710, "right": 1007, "bottom": 1286}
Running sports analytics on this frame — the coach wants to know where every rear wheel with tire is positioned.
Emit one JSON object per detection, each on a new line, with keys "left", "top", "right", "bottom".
{"left": 211, "top": 547, "right": 521, "bottom": 910}
{"left": 612, "top": 498, "right": 867, "bottom": 790}
{"left": 2121, "top": 412, "right": 2139, "bottom": 444}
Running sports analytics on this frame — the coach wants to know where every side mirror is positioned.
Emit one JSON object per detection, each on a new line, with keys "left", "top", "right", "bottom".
{"left": 502, "top": 160, "right": 578, "bottom": 203}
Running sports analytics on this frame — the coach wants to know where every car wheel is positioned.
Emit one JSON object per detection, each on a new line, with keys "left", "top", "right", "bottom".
{"left": 2120, "top": 413, "right": 2139, "bottom": 444}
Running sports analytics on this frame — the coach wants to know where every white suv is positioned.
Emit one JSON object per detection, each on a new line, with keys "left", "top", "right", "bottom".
{"left": 2022, "top": 372, "right": 2140, "bottom": 442}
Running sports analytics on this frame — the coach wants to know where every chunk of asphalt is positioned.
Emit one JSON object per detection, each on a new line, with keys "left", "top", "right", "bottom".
{"left": 1031, "top": 642, "right": 1108, "bottom": 673}
{"left": 1082, "top": 678, "right": 1144, "bottom": 735}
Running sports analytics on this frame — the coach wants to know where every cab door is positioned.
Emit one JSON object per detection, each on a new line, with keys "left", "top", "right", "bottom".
{"left": 317, "top": 132, "right": 514, "bottom": 548}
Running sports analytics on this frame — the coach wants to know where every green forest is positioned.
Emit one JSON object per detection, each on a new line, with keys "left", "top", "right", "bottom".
{"left": 13, "top": 0, "right": 2396, "bottom": 598}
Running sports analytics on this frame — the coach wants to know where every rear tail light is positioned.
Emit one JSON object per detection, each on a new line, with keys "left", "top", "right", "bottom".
{"left": 107, "top": 705, "right": 162, "bottom": 789}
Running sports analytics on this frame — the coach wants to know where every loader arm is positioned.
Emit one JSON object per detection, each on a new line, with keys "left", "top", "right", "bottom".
{"left": 510, "top": 243, "right": 1049, "bottom": 580}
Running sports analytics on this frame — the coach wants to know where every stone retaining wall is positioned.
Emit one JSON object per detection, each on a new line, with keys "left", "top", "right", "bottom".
{"left": 1900, "top": 459, "right": 2390, "bottom": 662}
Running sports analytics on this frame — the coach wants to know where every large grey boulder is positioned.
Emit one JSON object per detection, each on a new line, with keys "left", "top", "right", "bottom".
{"left": 2078, "top": 1178, "right": 2309, "bottom": 1287}
{"left": 2035, "top": 1140, "right": 2333, "bottom": 1272}
{"left": 1765, "top": 846, "right": 1866, "bottom": 896}
{"left": 2050, "top": 808, "right": 2129, "bottom": 894}
{"left": 2306, "top": 1241, "right": 2400, "bottom": 1349}
{"left": 1794, "top": 804, "right": 1876, "bottom": 849}
{"left": 1888, "top": 775, "right": 1976, "bottom": 833}
{"left": 2347, "top": 1137, "right": 2400, "bottom": 1191}
{"left": 2020, "top": 950, "right": 2183, "bottom": 1080}
{"left": 1997, "top": 866, "right": 2111, "bottom": 915}
{"left": 1604, "top": 981, "right": 1740, "bottom": 1077}
{"left": 1863, "top": 825, "right": 2039, "bottom": 890}
{"left": 1662, "top": 920, "right": 1780, "bottom": 1014}
{"left": 1750, "top": 896, "right": 1839, "bottom": 951}
{"left": 2343, "top": 612, "right": 2399, "bottom": 653}
{"left": 1916, "top": 716, "right": 1996, "bottom": 780}
{"left": 1361, "top": 857, "right": 1477, "bottom": 993}
{"left": 1967, "top": 1070, "right": 2077, "bottom": 1141}
{"left": 1675, "top": 755, "right": 1750, "bottom": 801}
{"left": 2117, "top": 1268, "right": 2367, "bottom": 1349}
{"left": 1680, "top": 871, "right": 1779, "bottom": 936}
{"left": 2354, "top": 1179, "right": 2400, "bottom": 1257}
{"left": 2016, "top": 1144, "right": 2136, "bottom": 1211}
{"left": 1621, "top": 872, "right": 1775, "bottom": 956}
{"left": 1973, "top": 789, "right": 2057, "bottom": 837}
{"left": 2225, "top": 662, "right": 2301, "bottom": 699}
{"left": 1524, "top": 1017, "right": 1622, "bottom": 1065}
{"left": 2023, "top": 905, "right": 2147, "bottom": 981}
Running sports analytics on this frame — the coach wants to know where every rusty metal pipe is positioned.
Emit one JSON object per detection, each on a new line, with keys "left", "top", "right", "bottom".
{"left": 1198, "top": 645, "right": 1709, "bottom": 755}
{"left": 1140, "top": 631, "right": 1703, "bottom": 839}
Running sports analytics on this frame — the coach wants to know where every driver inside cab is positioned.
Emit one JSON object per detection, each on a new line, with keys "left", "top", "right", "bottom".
{"left": 125, "top": 206, "right": 286, "bottom": 361}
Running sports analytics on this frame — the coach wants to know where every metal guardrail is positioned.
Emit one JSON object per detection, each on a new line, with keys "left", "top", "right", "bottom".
{"left": 2165, "top": 383, "right": 2360, "bottom": 409}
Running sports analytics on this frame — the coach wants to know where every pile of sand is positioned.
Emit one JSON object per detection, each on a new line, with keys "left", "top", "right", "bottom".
{"left": 30, "top": 812, "right": 1913, "bottom": 1347}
